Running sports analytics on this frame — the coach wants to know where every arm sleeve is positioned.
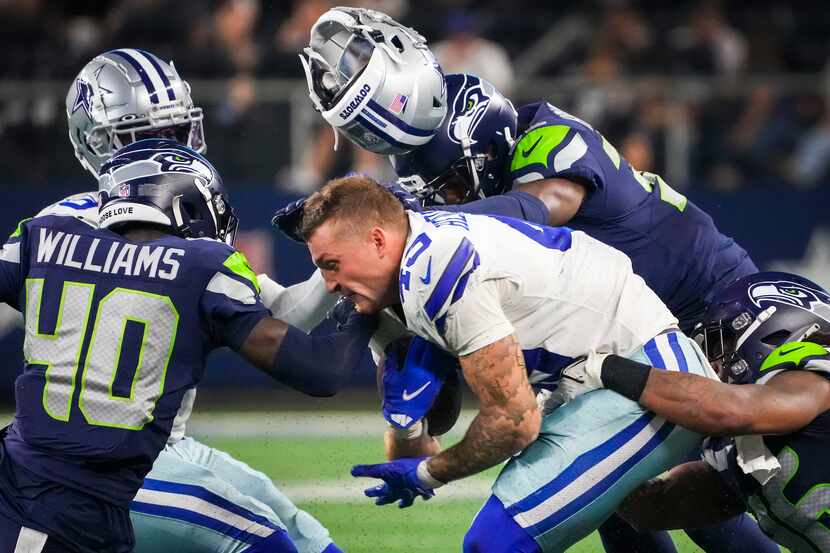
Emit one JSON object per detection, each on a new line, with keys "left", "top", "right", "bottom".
{"left": 440, "top": 191, "right": 549, "bottom": 225}
{"left": 271, "top": 310, "right": 377, "bottom": 397}
{"left": 257, "top": 270, "right": 337, "bottom": 332}
{"left": 201, "top": 252, "right": 271, "bottom": 351}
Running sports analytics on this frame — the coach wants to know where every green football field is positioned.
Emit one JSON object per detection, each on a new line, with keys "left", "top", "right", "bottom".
{"left": 188, "top": 411, "right": 781, "bottom": 553}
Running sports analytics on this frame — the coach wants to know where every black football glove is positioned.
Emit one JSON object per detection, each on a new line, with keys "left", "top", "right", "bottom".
{"left": 271, "top": 197, "right": 307, "bottom": 243}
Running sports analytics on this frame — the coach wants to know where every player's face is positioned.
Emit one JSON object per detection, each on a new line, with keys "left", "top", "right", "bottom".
{"left": 308, "top": 219, "right": 401, "bottom": 313}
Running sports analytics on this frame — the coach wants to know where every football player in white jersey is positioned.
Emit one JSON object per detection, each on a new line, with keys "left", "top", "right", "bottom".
{"left": 46, "top": 49, "right": 343, "bottom": 553}
{"left": 299, "top": 175, "right": 718, "bottom": 553}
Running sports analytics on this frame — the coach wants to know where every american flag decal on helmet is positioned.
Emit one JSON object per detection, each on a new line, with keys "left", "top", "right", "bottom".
{"left": 389, "top": 94, "right": 408, "bottom": 115}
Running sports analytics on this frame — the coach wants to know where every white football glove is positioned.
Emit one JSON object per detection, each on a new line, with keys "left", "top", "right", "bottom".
{"left": 549, "top": 351, "right": 611, "bottom": 406}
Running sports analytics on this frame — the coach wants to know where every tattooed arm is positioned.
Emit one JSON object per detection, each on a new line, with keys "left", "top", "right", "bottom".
{"left": 425, "top": 333, "right": 541, "bottom": 483}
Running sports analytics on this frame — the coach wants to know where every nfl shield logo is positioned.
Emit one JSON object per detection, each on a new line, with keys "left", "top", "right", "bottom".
{"left": 118, "top": 183, "right": 130, "bottom": 197}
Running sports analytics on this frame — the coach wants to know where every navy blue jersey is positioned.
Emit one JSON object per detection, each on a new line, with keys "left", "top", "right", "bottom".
{"left": 507, "top": 102, "right": 758, "bottom": 330}
{"left": 703, "top": 344, "right": 830, "bottom": 551}
{"left": 0, "top": 215, "right": 268, "bottom": 507}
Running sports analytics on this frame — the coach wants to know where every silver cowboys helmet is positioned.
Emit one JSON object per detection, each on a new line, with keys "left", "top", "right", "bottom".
{"left": 300, "top": 7, "right": 446, "bottom": 155}
{"left": 66, "top": 49, "right": 205, "bottom": 180}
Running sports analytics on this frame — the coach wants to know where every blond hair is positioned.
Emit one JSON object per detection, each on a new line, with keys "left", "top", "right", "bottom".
{"left": 300, "top": 175, "right": 406, "bottom": 241}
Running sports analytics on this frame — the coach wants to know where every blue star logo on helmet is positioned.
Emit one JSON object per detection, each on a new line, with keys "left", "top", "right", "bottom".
{"left": 71, "top": 79, "right": 94, "bottom": 118}
{"left": 447, "top": 76, "right": 491, "bottom": 145}
{"left": 748, "top": 280, "right": 830, "bottom": 311}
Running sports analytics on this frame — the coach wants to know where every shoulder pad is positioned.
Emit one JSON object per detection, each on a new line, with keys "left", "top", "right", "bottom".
{"left": 36, "top": 192, "right": 99, "bottom": 228}
{"left": 510, "top": 124, "right": 574, "bottom": 174}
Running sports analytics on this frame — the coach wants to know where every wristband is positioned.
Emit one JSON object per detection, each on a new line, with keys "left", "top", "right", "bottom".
{"left": 416, "top": 458, "right": 446, "bottom": 489}
{"left": 600, "top": 354, "right": 653, "bottom": 402}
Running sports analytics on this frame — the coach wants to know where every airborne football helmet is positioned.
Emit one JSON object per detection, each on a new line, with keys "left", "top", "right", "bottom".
{"left": 696, "top": 271, "right": 830, "bottom": 384}
{"left": 67, "top": 49, "right": 205, "bottom": 179}
{"left": 394, "top": 73, "right": 517, "bottom": 205}
{"left": 300, "top": 7, "right": 446, "bottom": 155}
{"left": 98, "top": 139, "right": 237, "bottom": 245}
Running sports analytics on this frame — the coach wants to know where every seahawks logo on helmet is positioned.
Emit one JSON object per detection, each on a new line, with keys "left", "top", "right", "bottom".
{"left": 71, "top": 79, "right": 94, "bottom": 118}
{"left": 748, "top": 280, "right": 830, "bottom": 312}
{"left": 447, "top": 76, "right": 490, "bottom": 145}
{"left": 151, "top": 150, "right": 213, "bottom": 180}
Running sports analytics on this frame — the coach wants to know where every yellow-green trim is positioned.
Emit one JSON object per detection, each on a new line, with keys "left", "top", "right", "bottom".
{"left": 510, "top": 125, "right": 571, "bottom": 172}
{"left": 223, "top": 251, "right": 260, "bottom": 293}
{"left": 761, "top": 341, "right": 828, "bottom": 372}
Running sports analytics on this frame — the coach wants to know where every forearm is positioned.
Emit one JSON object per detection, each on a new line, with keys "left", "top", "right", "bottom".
{"left": 427, "top": 406, "right": 537, "bottom": 483}
{"left": 426, "top": 334, "right": 541, "bottom": 483}
{"left": 384, "top": 425, "right": 441, "bottom": 460}
{"left": 243, "top": 312, "right": 375, "bottom": 397}
{"left": 600, "top": 355, "right": 803, "bottom": 436}
{"left": 637, "top": 371, "right": 749, "bottom": 435}
{"left": 440, "top": 191, "right": 549, "bottom": 225}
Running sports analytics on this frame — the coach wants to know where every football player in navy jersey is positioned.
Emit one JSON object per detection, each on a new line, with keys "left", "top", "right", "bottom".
{"left": 58, "top": 50, "right": 346, "bottom": 553}
{"left": 0, "top": 140, "right": 375, "bottom": 552}
{"left": 555, "top": 271, "right": 830, "bottom": 553}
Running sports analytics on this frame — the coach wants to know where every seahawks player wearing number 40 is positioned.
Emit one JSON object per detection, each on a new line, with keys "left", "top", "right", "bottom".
{"left": 554, "top": 271, "right": 830, "bottom": 553}
{"left": 59, "top": 51, "right": 346, "bottom": 553}
{"left": 299, "top": 175, "right": 719, "bottom": 553}
{"left": 0, "top": 141, "right": 378, "bottom": 552}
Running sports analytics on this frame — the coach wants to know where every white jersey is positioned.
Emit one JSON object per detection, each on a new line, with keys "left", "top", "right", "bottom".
{"left": 400, "top": 211, "right": 677, "bottom": 387}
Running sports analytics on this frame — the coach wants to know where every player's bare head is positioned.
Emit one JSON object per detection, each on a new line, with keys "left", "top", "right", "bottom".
{"left": 301, "top": 175, "right": 406, "bottom": 241}
{"left": 303, "top": 175, "right": 408, "bottom": 313}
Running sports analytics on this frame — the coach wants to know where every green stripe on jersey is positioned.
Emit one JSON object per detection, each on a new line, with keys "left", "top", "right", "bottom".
{"left": 10, "top": 218, "right": 31, "bottom": 239}
{"left": 223, "top": 251, "right": 260, "bottom": 293}
{"left": 510, "top": 125, "right": 571, "bottom": 172}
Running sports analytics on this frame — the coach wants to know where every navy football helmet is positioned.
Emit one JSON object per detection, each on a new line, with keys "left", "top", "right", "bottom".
{"left": 394, "top": 73, "right": 517, "bottom": 205}
{"left": 696, "top": 271, "right": 830, "bottom": 384}
{"left": 98, "top": 139, "right": 238, "bottom": 244}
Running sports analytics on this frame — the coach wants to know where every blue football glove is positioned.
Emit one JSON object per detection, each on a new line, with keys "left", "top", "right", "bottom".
{"left": 382, "top": 337, "right": 457, "bottom": 430}
{"left": 351, "top": 456, "right": 439, "bottom": 508}
{"left": 271, "top": 197, "right": 306, "bottom": 243}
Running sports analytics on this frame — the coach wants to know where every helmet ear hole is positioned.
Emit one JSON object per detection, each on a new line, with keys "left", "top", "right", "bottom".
{"left": 760, "top": 329, "right": 791, "bottom": 347}
{"left": 390, "top": 35, "right": 404, "bottom": 52}
{"left": 433, "top": 96, "right": 442, "bottom": 108}
{"left": 181, "top": 201, "right": 203, "bottom": 222}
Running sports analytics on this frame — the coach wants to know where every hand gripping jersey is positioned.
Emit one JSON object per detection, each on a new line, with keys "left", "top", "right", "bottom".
{"left": 399, "top": 210, "right": 677, "bottom": 388}
{"left": 704, "top": 343, "right": 830, "bottom": 553}
{"left": 0, "top": 214, "right": 269, "bottom": 507}
{"left": 507, "top": 103, "right": 758, "bottom": 331}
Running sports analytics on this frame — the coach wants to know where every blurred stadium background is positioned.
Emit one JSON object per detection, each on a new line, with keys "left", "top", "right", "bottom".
{"left": 1, "top": 0, "right": 828, "bottom": 550}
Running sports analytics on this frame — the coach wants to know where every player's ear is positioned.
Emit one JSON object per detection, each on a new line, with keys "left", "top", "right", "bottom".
{"left": 369, "top": 226, "right": 387, "bottom": 258}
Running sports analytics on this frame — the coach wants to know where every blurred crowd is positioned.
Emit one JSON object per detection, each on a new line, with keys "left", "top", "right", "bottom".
{"left": 1, "top": 0, "right": 830, "bottom": 190}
